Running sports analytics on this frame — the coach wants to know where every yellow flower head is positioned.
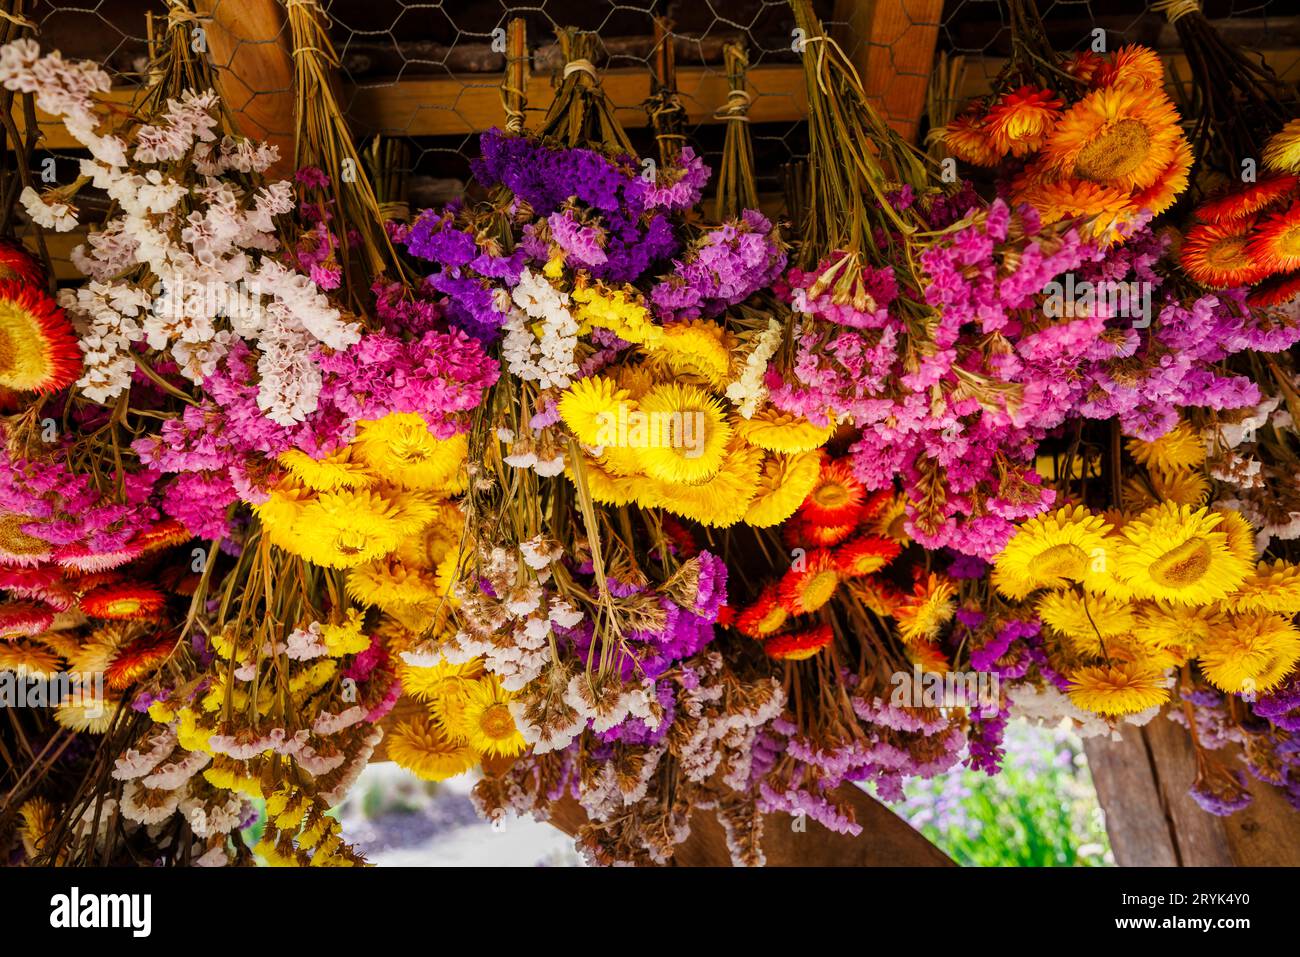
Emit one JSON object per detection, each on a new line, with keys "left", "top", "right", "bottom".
{"left": 1225, "top": 559, "right": 1300, "bottom": 616}
{"left": 1115, "top": 503, "right": 1251, "bottom": 605}
{"left": 640, "top": 440, "right": 762, "bottom": 527}
{"left": 291, "top": 487, "right": 436, "bottom": 568}
{"left": 1044, "top": 83, "right": 1186, "bottom": 192}
{"left": 1213, "top": 508, "right": 1259, "bottom": 566}
{"left": 385, "top": 713, "right": 480, "bottom": 781}
{"left": 628, "top": 383, "right": 732, "bottom": 484}
{"left": 992, "top": 505, "right": 1115, "bottom": 600}
{"left": 744, "top": 450, "right": 823, "bottom": 528}
{"left": 320, "top": 609, "right": 371, "bottom": 657}
{"left": 0, "top": 640, "right": 62, "bottom": 677}
{"left": 278, "top": 447, "right": 372, "bottom": 492}
{"left": 400, "top": 658, "right": 484, "bottom": 704}
{"left": 1126, "top": 421, "right": 1205, "bottom": 472}
{"left": 1148, "top": 468, "right": 1209, "bottom": 508}
{"left": 894, "top": 574, "right": 957, "bottom": 644}
{"left": 558, "top": 375, "right": 632, "bottom": 446}
{"left": 1037, "top": 589, "right": 1134, "bottom": 656}
{"left": 18, "top": 797, "right": 55, "bottom": 859}
{"left": 571, "top": 281, "right": 662, "bottom": 348}
{"left": 1134, "top": 602, "right": 1223, "bottom": 657}
{"left": 1199, "top": 613, "right": 1300, "bottom": 694}
{"left": 1263, "top": 118, "right": 1300, "bottom": 173}
{"left": 733, "top": 406, "right": 835, "bottom": 454}
{"left": 54, "top": 692, "right": 119, "bottom": 733}
{"left": 648, "top": 319, "right": 734, "bottom": 388}
{"left": 1067, "top": 662, "right": 1169, "bottom": 716}
{"left": 445, "top": 674, "right": 527, "bottom": 758}
{"left": 352, "top": 413, "right": 467, "bottom": 492}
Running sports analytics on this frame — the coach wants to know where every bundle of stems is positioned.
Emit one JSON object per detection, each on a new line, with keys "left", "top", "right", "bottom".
{"left": 787, "top": 0, "right": 931, "bottom": 270}
{"left": 141, "top": 2, "right": 224, "bottom": 126}
{"left": 1000, "top": 0, "right": 1078, "bottom": 91}
{"left": 539, "top": 27, "right": 635, "bottom": 155}
{"left": 923, "top": 51, "right": 967, "bottom": 163}
{"left": 1155, "top": 0, "right": 1299, "bottom": 181}
{"left": 287, "top": 0, "right": 405, "bottom": 303}
{"left": 499, "top": 17, "right": 530, "bottom": 136}
{"left": 645, "top": 17, "right": 687, "bottom": 167}
{"left": 363, "top": 135, "right": 410, "bottom": 223}
{"left": 713, "top": 41, "right": 759, "bottom": 221}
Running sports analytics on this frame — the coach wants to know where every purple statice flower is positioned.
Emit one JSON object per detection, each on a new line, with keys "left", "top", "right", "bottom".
{"left": 649, "top": 209, "right": 786, "bottom": 321}
{"left": 1189, "top": 764, "right": 1253, "bottom": 816}
{"left": 548, "top": 208, "right": 607, "bottom": 268}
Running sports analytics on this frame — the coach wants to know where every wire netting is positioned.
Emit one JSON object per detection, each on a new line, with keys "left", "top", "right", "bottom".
{"left": 14, "top": 0, "right": 1300, "bottom": 274}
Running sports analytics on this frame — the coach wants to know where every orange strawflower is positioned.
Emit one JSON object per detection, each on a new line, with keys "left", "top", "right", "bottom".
{"left": 764, "top": 623, "right": 834, "bottom": 661}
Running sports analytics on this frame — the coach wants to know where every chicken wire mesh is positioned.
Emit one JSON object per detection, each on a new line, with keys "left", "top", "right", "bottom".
{"left": 10, "top": 0, "right": 1300, "bottom": 271}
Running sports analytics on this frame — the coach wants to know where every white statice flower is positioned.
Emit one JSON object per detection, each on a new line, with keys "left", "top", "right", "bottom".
{"left": 510, "top": 698, "right": 585, "bottom": 754}
{"left": 519, "top": 536, "right": 562, "bottom": 569}
{"left": 193, "top": 845, "right": 230, "bottom": 867}
{"left": 111, "top": 728, "right": 178, "bottom": 781}
{"left": 725, "top": 318, "right": 782, "bottom": 418}
{"left": 533, "top": 453, "right": 566, "bottom": 477}
{"left": 501, "top": 267, "right": 580, "bottom": 389}
{"left": 119, "top": 781, "right": 183, "bottom": 826}
{"left": 20, "top": 185, "right": 78, "bottom": 231}
{"left": 547, "top": 599, "right": 584, "bottom": 629}
{"left": 2, "top": 39, "right": 360, "bottom": 423}
{"left": 1207, "top": 395, "right": 1280, "bottom": 449}
{"left": 141, "top": 749, "right": 212, "bottom": 791}
{"left": 134, "top": 90, "right": 219, "bottom": 164}
{"left": 60, "top": 281, "right": 149, "bottom": 403}
{"left": 70, "top": 219, "right": 139, "bottom": 281}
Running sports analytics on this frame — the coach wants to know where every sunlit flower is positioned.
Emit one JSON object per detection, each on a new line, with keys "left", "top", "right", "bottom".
{"left": 1114, "top": 504, "right": 1251, "bottom": 605}
{"left": 992, "top": 506, "right": 1115, "bottom": 599}
{"left": 1067, "top": 662, "right": 1168, "bottom": 715}
{"left": 446, "top": 674, "right": 527, "bottom": 758}
{"left": 385, "top": 713, "right": 479, "bottom": 781}
{"left": 1200, "top": 613, "right": 1300, "bottom": 694}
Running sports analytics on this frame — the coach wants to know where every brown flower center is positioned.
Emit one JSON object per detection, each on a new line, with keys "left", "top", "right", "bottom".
{"left": 1150, "top": 537, "right": 1213, "bottom": 588}
{"left": 1036, "top": 543, "right": 1091, "bottom": 579}
{"left": 1074, "top": 119, "right": 1151, "bottom": 183}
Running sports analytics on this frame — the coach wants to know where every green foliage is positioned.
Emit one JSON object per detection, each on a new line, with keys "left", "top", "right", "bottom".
{"left": 892, "top": 719, "right": 1114, "bottom": 867}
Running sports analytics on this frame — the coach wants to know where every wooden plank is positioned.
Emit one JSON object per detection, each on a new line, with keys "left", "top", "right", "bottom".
{"left": 11, "top": 63, "right": 808, "bottom": 150}
{"left": 1083, "top": 727, "right": 1184, "bottom": 866}
{"left": 344, "top": 64, "right": 809, "bottom": 138}
{"left": 835, "top": 0, "right": 944, "bottom": 144}
{"left": 192, "top": 0, "right": 296, "bottom": 179}
{"left": 1086, "top": 709, "right": 1300, "bottom": 866}
{"left": 15, "top": 46, "right": 1298, "bottom": 151}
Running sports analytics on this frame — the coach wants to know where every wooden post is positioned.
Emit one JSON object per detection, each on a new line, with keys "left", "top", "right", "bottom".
{"left": 833, "top": 0, "right": 944, "bottom": 143}
{"left": 1085, "top": 709, "right": 1300, "bottom": 866}
{"left": 192, "top": 0, "right": 296, "bottom": 179}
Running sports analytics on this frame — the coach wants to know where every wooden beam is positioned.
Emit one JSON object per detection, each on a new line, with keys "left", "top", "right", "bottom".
{"left": 835, "top": 0, "right": 944, "bottom": 144}
{"left": 1085, "top": 708, "right": 1300, "bottom": 866}
{"left": 192, "top": 0, "right": 296, "bottom": 179}
{"left": 14, "top": 45, "right": 1299, "bottom": 151}
{"left": 343, "top": 64, "right": 808, "bottom": 139}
